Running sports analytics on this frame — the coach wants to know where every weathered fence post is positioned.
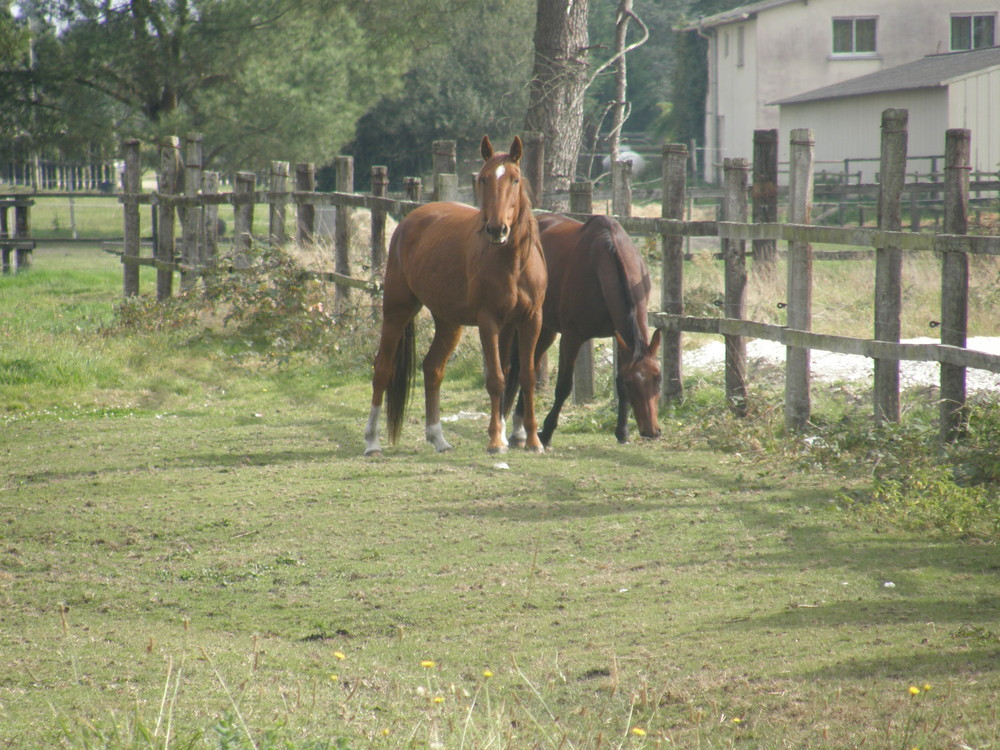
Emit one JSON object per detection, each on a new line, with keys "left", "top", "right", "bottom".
{"left": 751, "top": 129, "right": 779, "bottom": 273}
{"left": 432, "top": 140, "right": 458, "bottom": 202}
{"left": 335, "top": 155, "right": 354, "bottom": 306}
{"left": 403, "top": 177, "right": 422, "bottom": 208}
{"left": 521, "top": 131, "right": 545, "bottom": 208}
{"left": 122, "top": 138, "right": 141, "bottom": 297}
{"left": 203, "top": 171, "right": 219, "bottom": 266}
{"left": 611, "top": 159, "right": 633, "bottom": 218}
{"left": 268, "top": 161, "right": 289, "bottom": 247}
{"left": 370, "top": 165, "right": 389, "bottom": 274}
{"left": 570, "top": 181, "right": 594, "bottom": 404}
{"left": 156, "top": 136, "right": 181, "bottom": 300}
{"left": 661, "top": 143, "right": 688, "bottom": 402}
{"left": 181, "top": 133, "right": 203, "bottom": 290}
{"left": 295, "top": 162, "right": 316, "bottom": 245}
{"left": 785, "top": 129, "right": 815, "bottom": 432}
{"left": 232, "top": 172, "right": 256, "bottom": 267}
{"left": 940, "top": 128, "right": 971, "bottom": 442}
{"left": 723, "top": 158, "right": 749, "bottom": 417}
{"left": 873, "top": 108, "right": 908, "bottom": 425}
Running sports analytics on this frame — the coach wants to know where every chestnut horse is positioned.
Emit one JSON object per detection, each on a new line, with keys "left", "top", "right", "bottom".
{"left": 364, "top": 135, "right": 547, "bottom": 456}
{"left": 506, "top": 213, "right": 662, "bottom": 446}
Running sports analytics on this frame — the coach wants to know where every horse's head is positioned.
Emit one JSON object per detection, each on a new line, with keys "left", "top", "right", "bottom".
{"left": 616, "top": 329, "right": 663, "bottom": 440}
{"left": 478, "top": 135, "right": 527, "bottom": 246}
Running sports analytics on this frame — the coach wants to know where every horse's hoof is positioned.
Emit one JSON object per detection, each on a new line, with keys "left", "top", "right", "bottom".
{"left": 364, "top": 448, "right": 384, "bottom": 457}
{"left": 487, "top": 444, "right": 509, "bottom": 455}
{"left": 508, "top": 435, "right": 526, "bottom": 449}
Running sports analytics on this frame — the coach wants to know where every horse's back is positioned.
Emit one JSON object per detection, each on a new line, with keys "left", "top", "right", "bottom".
{"left": 539, "top": 214, "right": 650, "bottom": 337}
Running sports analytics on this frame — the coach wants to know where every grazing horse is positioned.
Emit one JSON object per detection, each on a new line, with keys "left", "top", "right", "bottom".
{"left": 364, "top": 135, "right": 547, "bottom": 456}
{"left": 507, "top": 213, "right": 662, "bottom": 446}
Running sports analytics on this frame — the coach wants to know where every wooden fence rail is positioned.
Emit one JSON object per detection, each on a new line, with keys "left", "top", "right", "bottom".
{"left": 118, "top": 117, "right": 1000, "bottom": 444}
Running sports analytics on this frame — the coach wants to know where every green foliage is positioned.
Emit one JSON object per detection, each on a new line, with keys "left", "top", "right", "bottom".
{"left": 346, "top": 0, "right": 534, "bottom": 188}
{"left": 18, "top": 0, "right": 439, "bottom": 169}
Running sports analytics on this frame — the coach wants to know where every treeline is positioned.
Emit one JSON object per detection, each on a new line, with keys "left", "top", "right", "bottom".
{"left": 1, "top": 0, "right": 749, "bottom": 188}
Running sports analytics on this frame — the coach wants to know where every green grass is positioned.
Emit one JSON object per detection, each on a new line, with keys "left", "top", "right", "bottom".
{"left": 1, "top": 244, "right": 999, "bottom": 748}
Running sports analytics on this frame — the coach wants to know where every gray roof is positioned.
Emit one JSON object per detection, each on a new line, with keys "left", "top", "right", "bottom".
{"left": 679, "top": 0, "right": 803, "bottom": 32}
{"left": 774, "top": 46, "right": 1000, "bottom": 105}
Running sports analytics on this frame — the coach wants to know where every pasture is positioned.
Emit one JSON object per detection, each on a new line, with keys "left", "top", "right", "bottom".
{"left": 2, "top": 244, "right": 999, "bottom": 748}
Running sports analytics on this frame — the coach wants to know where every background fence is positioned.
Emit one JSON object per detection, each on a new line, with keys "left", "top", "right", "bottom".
{"left": 15, "top": 111, "right": 1000, "bottom": 446}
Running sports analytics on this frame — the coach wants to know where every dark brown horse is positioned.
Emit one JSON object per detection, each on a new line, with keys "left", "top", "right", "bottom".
{"left": 364, "top": 135, "right": 547, "bottom": 455}
{"left": 506, "top": 213, "right": 661, "bottom": 446}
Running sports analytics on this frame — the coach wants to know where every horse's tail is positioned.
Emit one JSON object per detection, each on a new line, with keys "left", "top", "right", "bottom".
{"left": 385, "top": 320, "right": 416, "bottom": 445}
{"left": 502, "top": 332, "right": 521, "bottom": 419}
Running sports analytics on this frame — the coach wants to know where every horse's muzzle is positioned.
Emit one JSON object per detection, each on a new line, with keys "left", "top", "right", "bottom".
{"left": 485, "top": 223, "right": 510, "bottom": 245}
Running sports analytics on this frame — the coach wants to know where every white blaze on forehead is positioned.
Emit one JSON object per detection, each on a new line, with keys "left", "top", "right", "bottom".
{"left": 494, "top": 164, "right": 506, "bottom": 180}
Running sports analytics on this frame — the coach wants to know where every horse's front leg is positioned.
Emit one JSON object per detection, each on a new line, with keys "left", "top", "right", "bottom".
{"left": 478, "top": 318, "right": 508, "bottom": 454}
{"left": 423, "top": 319, "right": 463, "bottom": 452}
{"left": 516, "top": 314, "right": 545, "bottom": 453}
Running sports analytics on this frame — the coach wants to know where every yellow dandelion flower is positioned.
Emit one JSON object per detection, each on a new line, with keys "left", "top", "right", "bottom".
{"left": 630, "top": 726, "right": 647, "bottom": 736}
{"left": 909, "top": 686, "right": 921, "bottom": 696}
{"left": 421, "top": 660, "right": 436, "bottom": 668}
{"left": 483, "top": 669, "right": 494, "bottom": 678}
{"left": 329, "top": 674, "right": 338, "bottom": 682}
{"left": 381, "top": 728, "right": 390, "bottom": 736}
{"left": 333, "top": 651, "right": 346, "bottom": 660}
{"left": 433, "top": 695, "right": 445, "bottom": 703}
{"left": 732, "top": 717, "right": 742, "bottom": 724}
{"left": 923, "top": 683, "right": 932, "bottom": 692}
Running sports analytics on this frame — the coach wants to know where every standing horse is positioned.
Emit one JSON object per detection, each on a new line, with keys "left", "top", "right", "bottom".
{"left": 364, "top": 135, "right": 547, "bottom": 456}
{"left": 507, "top": 213, "right": 662, "bottom": 446}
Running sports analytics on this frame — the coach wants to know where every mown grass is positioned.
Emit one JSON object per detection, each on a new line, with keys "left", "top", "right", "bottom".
{"left": 1, "top": 242, "right": 999, "bottom": 748}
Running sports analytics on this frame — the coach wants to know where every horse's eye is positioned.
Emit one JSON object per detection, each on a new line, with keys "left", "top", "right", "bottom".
{"left": 513, "top": 178, "right": 520, "bottom": 185}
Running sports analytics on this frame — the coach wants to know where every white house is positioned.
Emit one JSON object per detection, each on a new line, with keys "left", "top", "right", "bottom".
{"left": 775, "top": 46, "right": 1000, "bottom": 182}
{"left": 683, "top": 0, "right": 998, "bottom": 181}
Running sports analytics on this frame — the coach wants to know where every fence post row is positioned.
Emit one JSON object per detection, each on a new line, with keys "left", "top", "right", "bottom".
{"left": 940, "top": 128, "right": 971, "bottom": 442}
{"left": 296, "top": 163, "right": 316, "bottom": 245}
{"left": 660, "top": 143, "right": 688, "bottom": 403}
{"left": 204, "top": 170, "right": 220, "bottom": 266}
{"left": 334, "top": 155, "right": 354, "bottom": 308}
{"left": 784, "top": 129, "right": 815, "bottom": 432}
{"left": 269, "top": 160, "right": 289, "bottom": 248}
{"left": 156, "top": 136, "right": 181, "bottom": 301}
{"left": 873, "top": 109, "right": 908, "bottom": 424}
{"left": 751, "top": 129, "right": 779, "bottom": 272}
{"left": 722, "top": 158, "right": 749, "bottom": 417}
{"left": 181, "top": 133, "right": 204, "bottom": 290}
{"left": 232, "top": 171, "right": 256, "bottom": 269}
{"left": 109, "top": 126, "right": 994, "bottom": 446}
{"left": 122, "top": 139, "right": 141, "bottom": 297}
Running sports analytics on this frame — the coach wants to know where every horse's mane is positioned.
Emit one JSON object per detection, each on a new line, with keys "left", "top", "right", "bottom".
{"left": 584, "top": 215, "right": 648, "bottom": 363}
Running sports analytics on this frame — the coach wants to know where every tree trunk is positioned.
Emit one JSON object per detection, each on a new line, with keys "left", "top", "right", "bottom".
{"left": 524, "top": 0, "right": 590, "bottom": 209}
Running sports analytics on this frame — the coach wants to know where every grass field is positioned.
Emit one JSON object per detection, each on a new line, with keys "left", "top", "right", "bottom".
{"left": 2, "top": 244, "right": 999, "bottom": 748}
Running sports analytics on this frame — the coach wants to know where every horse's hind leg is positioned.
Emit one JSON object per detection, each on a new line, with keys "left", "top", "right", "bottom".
{"left": 423, "top": 318, "right": 463, "bottom": 452}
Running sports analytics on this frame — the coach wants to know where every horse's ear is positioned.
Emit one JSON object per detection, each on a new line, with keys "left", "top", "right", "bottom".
{"left": 481, "top": 135, "right": 494, "bottom": 161}
{"left": 509, "top": 136, "right": 523, "bottom": 164}
{"left": 648, "top": 328, "right": 661, "bottom": 356}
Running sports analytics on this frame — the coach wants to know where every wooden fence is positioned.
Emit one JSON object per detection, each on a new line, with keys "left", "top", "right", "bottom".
{"left": 119, "top": 113, "right": 1000, "bottom": 443}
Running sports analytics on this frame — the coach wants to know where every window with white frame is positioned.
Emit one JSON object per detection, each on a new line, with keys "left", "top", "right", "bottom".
{"left": 832, "top": 17, "right": 877, "bottom": 54}
{"left": 951, "top": 13, "right": 996, "bottom": 50}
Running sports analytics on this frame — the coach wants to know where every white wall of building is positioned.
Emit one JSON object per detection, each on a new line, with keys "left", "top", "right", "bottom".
{"left": 698, "top": 0, "right": 999, "bottom": 180}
